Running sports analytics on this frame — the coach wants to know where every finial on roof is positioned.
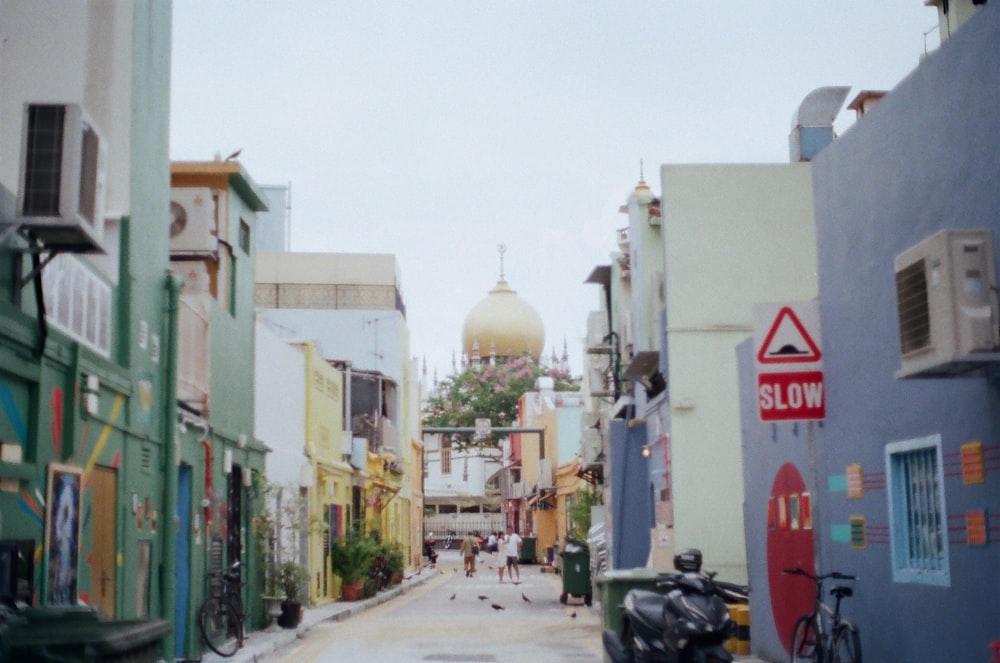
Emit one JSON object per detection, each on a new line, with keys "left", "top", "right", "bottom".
{"left": 498, "top": 243, "right": 507, "bottom": 280}
{"left": 633, "top": 159, "right": 654, "bottom": 203}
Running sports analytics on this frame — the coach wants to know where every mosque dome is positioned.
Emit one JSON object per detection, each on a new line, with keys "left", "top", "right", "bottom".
{"left": 462, "top": 278, "right": 545, "bottom": 362}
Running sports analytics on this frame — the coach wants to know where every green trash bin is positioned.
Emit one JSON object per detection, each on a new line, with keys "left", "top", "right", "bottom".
{"left": 559, "top": 540, "right": 592, "bottom": 606}
{"left": 518, "top": 536, "right": 537, "bottom": 563}
{"left": 594, "top": 568, "right": 675, "bottom": 636}
{"left": 0, "top": 605, "right": 171, "bottom": 663}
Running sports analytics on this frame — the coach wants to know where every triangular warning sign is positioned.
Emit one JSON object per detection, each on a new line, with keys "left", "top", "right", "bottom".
{"left": 756, "top": 306, "right": 822, "bottom": 364}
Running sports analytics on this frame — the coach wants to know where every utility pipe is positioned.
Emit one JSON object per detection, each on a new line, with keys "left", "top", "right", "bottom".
{"left": 160, "top": 272, "right": 182, "bottom": 659}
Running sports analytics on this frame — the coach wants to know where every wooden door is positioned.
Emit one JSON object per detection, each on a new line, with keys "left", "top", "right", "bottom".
{"left": 91, "top": 465, "right": 116, "bottom": 618}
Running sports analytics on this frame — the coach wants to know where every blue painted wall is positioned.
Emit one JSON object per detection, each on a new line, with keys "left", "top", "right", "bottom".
{"left": 740, "top": 5, "right": 1000, "bottom": 662}
{"left": 609, "top": 419, "right": 652, "bottom": 568}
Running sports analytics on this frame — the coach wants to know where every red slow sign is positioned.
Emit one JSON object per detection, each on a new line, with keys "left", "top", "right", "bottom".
{"left": 757, "top": 371, "right": 824, "bottom": 422}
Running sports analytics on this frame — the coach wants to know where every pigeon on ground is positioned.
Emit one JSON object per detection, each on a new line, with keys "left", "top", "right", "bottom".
{"left": 570, "top": 610, "right": 577, "bottom": 618}
{"left": 477, "top": 595, "right": 489, "bottom": 601}
{"left": 521, "top": 593, "right": 531, "bottom": 603}
{"left": 491, "top": 603, "right": 505, "bottom": 611}
{"left": 449, "top": 593, "right": 456, "bottom": 600}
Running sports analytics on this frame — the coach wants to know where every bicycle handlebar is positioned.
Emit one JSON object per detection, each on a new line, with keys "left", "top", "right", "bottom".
{"left": 782, "top": 568, "right": 856, "bottom": 581}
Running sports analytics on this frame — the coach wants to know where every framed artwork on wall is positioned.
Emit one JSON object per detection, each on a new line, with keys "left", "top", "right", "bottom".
{"left": 45, "top": 463, "right": 82, "bottom": 605}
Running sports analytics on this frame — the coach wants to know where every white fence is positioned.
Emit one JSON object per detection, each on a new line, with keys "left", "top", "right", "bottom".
{"left": 424, "top": 514, "right": 504, "bottom": 540}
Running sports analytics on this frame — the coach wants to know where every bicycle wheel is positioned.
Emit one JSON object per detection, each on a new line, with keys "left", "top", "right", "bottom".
{"left": 198, "top": 596, "right": 241, "bottom": 657}
{"left": 831, "top": 623, "right": 861, "bottom": 663}
{"left": 790, "top": 615, "right": 820, "bottom": 663}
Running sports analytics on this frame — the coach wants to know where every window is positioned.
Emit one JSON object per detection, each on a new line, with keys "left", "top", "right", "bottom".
{"left": 441, "top": 438, "right": 452, "bottom": 475}
{"left": 238, "top": 218, "right": 250, "bottom": 254}
{"left": 42, "top": 254, "right": 111, "bottom": 357}
{"left": 886, "top": 435, "right": 950, "bottom": 586}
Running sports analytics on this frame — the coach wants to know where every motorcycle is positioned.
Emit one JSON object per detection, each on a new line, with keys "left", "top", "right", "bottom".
{"left": 423, "top": 534, "right": 438, "bottom": 564}
{"left": 602, "top": 549, "right": 741, "bottom": 663}
{"left": 443, "top": 529, "right": 456, "bottom": 549}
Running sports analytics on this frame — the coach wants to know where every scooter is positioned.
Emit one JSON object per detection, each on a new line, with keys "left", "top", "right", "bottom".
{"left": 602, "top": 549, "right": 738, "bottom": 663}
{"left": 423, "top": 534, "right": 438, "bottom": 564}
{"left": 443, "top": 530, "right": 456, "bottom": 549}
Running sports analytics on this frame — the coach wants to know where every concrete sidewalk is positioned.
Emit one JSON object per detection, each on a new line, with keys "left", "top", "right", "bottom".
{"left": 197, "top": 565, "right": 440, "bottom": 663}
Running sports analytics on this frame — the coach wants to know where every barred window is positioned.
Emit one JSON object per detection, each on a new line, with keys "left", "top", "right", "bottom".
{"left": 886, "top": 435, "right": 950, "bottom": 586}
{"left": 441, "top": 437, "right": 452, "bottom": 475}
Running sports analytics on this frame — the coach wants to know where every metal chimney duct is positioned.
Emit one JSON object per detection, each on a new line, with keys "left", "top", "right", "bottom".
{"left": 789, "top": 86, "right": 851, "bottom": 162}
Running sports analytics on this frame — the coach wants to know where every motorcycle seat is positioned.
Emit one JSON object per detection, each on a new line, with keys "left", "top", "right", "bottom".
{"left": 629, "top": 589, "right": 668, "bottom": 629}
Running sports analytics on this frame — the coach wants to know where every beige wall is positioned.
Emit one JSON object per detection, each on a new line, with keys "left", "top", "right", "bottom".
{"left": 662, "top": 163, "right": 818, "bottom": 583}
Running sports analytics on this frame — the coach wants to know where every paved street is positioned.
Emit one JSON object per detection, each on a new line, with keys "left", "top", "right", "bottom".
{"left": 201, "top": 549, "right": 770, "bottom": 663}
{"left": 273, "top": 549, "right": 601, "bottom": 662}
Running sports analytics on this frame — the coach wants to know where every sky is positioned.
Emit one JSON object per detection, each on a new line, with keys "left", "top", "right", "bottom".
{"left": 169, "top": 1, "right": 941, "bottom": 384}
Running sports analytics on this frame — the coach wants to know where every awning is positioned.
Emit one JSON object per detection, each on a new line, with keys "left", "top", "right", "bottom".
{"left": 623, "top": 350, "right": 660, "bottom": 381}
{"left": 527, "top": 488, "right": 556, "bottom": 509}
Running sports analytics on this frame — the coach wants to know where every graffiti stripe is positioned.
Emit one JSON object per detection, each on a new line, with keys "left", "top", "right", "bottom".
{"left": 0, "top": 384, "right": 27, "bottom": 444}
{"left": 83, "top": 394, "right": 124, "bottom": 479}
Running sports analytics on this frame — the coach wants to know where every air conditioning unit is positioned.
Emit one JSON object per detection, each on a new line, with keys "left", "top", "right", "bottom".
{"left": 580, "top": 427, "right": 602, "bottom": 465}
{"left": 895, "top": 229, "right": 1000, "bottom": 378}
{"left": 169, "top": 187, "right": 216, "bottom": 253}
{"left": 538, "top": 459, "right": 553, "bottom": 490}
{"left": 585, "top": 311, "right": 612, "bottom": 355}
{"left": 16, "top": 103, "right": 107, "bottom": 252}
{"left": 587, "top": 357, "right": 612, "bottom": 398}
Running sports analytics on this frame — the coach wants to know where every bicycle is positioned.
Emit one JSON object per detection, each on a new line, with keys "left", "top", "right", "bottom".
{"left": 783, "top": 567, "right": 862, "bottom": 663}
{"left": 198, "top": 560, "right": 245, "bottom": 657}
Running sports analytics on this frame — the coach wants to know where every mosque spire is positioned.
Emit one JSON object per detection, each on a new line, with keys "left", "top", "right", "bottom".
{"left": 498, "top": 243, "right": 507, "bottom": 281}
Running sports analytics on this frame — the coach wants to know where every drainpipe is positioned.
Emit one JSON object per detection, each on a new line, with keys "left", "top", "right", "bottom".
{"left": 201, "top": 438, "right": 212, "bottom": 531}
{"left": 161, "top": 272, "right": 182, "bottom": 658}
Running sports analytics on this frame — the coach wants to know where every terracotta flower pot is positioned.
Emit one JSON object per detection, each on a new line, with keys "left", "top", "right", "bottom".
{"left": 340, "top": 579, "right": 365, "bottom": 601}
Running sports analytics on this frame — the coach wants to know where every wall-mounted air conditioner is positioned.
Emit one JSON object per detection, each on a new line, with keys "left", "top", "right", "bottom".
{"left": 895, "top": 229, "right": 1000, "bottom": 378}
{"left": 587, "top": 357, "right": 612, "bottom": 398}
{"left": 169, "top": 187, "right": 217, "bottom": 253}
{"left": 537, "top": 459, "right": 553, "bottom": 490}
{"left": 580, "top": 427, "right": 602, "bottom": 465}
{"left": 586, "top": 311, "right": 612, "bottom": 355}
{"left": 16, "top": 103, "right": 107, "bottom": 252}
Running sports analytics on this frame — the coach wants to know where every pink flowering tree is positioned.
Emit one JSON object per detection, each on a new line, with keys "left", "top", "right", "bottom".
{"left": 422, "top": 354, "right": 579, "bottom": 451}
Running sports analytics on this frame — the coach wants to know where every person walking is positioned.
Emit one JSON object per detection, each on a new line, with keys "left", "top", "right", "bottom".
{"left": 496, "top": 531, "right": 507, "bottom": 582}
{"left": 459, "top": 530, "right": 478, "bottom": 577}
{"left": 502, "top": 526, "right": 522, "bottom": 582}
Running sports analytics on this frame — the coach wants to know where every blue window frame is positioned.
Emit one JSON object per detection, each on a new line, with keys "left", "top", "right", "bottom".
{"left": 886, "top": 434, "right": 950, "bottom": 586}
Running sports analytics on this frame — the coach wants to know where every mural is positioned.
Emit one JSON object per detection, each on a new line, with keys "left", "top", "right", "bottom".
{"left": 45, "top": 464, "right": 81, "bottom": 605}
{"left": 766, "top": 462, "right": 814, "bottom": 652}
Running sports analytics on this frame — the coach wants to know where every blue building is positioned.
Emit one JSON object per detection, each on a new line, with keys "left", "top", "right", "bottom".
{"left": 739, "top": 4, "right": 1000, "bottom": 662}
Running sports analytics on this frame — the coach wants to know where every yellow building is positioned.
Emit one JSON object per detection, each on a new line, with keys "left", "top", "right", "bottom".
{"left": 301, "top": 343, "right": 353, "bottom": 603}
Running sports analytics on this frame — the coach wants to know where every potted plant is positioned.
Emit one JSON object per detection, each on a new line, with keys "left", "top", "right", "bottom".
{"left": 253, "top": 477, "right": 311, "bottom": 627}
{"left": 252, "top": 481, "right": 285, "bottom": 630}
{"left": 331, "top": 523, "right": 375, "bottom": 601}
{"left": 384, "top": 540, "right": 405, "bottom": 586}
{"left": 277, "top": 560, "right": 310, "bottom": 628}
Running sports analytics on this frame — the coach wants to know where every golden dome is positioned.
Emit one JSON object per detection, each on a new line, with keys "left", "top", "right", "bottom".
{"left": 462, "top": 279, "right": 545, "bottom": 361}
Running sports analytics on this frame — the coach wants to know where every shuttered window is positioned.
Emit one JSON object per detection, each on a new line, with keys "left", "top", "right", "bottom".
{"left": 886, "top": 435, "right": 950, "bottom": 586}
